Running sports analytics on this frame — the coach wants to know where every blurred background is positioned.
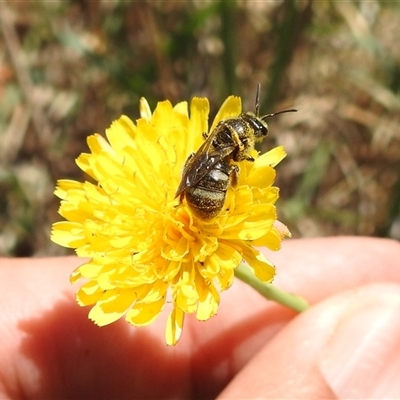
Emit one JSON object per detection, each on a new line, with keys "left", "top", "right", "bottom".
{"left": 0, "top": 0, "right": 399, "bottom": 257}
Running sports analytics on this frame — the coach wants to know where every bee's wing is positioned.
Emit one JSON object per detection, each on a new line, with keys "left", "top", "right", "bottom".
{"left": 175, "top": 134, "right": 235, "bottom": 198}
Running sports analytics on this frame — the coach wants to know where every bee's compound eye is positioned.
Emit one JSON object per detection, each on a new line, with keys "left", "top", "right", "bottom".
{"left": 250, "top": 118, "right": 268, "bottom": 138}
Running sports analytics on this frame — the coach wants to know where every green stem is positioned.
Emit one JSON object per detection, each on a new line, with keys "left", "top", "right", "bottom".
{"left": 234, "top": 263, "right": 309, "bottom": 312}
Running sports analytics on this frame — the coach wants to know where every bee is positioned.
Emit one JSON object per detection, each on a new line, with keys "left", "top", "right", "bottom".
{"left": 175, "top": 85, "right": 297, "bottom": 220}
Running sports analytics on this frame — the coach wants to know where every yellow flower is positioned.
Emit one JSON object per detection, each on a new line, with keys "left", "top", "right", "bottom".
{"left": 51, "top": 95, "right": 291, "bottom": 345}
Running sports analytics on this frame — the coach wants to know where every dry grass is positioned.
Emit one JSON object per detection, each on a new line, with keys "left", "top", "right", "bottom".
{"left": 0, "top": 0, "right": 399, "bottom": 257}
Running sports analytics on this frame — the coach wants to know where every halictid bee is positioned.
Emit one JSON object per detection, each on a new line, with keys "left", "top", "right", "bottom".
{"left": 175, "top": 84, "right": 297, "bottom": 220}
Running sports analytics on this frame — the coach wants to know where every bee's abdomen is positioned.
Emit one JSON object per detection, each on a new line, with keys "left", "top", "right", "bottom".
{"left": 185, "top": 161, "right": 232, "bottom": 220}
{"left": 185, "top": 187, "right": 225, "bottom": 220}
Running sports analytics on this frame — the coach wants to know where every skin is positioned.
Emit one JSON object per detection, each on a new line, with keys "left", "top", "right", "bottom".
{"left": 1, "top": 236, "right": 400, "bottom": 399}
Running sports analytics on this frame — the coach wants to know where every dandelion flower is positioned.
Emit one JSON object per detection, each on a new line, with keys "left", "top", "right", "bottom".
{"left": 51, "top": 95, "right": 291, "bottom": 345}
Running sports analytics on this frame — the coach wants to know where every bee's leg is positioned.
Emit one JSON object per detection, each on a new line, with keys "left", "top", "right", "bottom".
{"left": 231, "top": 130, "right": 244, "bottom": 150}
{"left": 202, "top": 132, "right": 209, "bottom": 140}
{"left": 229, "top": 129, "right": 247, "bottom": 162}
{"left": 246, "top": 156, "right": 255, "bottom": 162}
{"left": 230, "top": 165, "right": 240, "bottom": 187}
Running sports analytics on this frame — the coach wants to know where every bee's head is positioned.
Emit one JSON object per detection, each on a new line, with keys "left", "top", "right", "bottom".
{"left": 253, "top": 83, "right": 297, "bottom": 140}
{"left": 242, "top": 112, "right": 269, "bottom": 140}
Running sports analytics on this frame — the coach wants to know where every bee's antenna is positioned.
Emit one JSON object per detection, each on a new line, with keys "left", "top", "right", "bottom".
{"left": 255, "top": 83, "right": 261, "bottom": 117}
{"left": 262, "top": 108, "right": 297, "bottom": 120}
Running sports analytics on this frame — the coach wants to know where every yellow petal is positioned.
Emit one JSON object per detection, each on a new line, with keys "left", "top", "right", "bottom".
{"left": 126, "top": 297, "right": 165, "bottom": 326}
{"left": 196, "top": 280, "right": 220, "bottom": 321}
{"left": 174, "top": 100, "right": 188, "bottom": 116}
{"left": 201, "top": 242, "right": 242, "bottom": 279}
{"left": 166, "top": 306, "right": 185, "bottom": 346}
{"left": 139, "top": 97, "right": 152, "bottom": 120}
{"left": 88, "top": 288, "right": 137, "bottom": 326}
{"left": 75, "top": 153, "right": 95, "bottom": 178}
{"left": 241, "top": 245, "right": 276, "bottom": 283}
{"left": 173, "top": 264, "right": 198, "bottom": 314}
{"left": 72, "top": 261, "right": 105, "bottom": 280}
{"left": 210, "top": 95, "right": 242, "bottom": 133}
{"left": 106, "top": 115, "right": 137, "bottom": 152}
{"left": 151, "top": 100, "right": 176, "bottom": 137}
{"left": 188, "top": 97, "right": 210, "bottom": 151}
{"left": 51, "top": 221, "right": 86, "bottom": 248}
{"left": 274, "top": 220, "right": 292, "bottom": 238}
{"left": 252, "top": 224, "right": 290, "bottom": 250}
{"left": 161, "top": 236, "right": 189, "bottom": 261}
{"left": 221, "top": 204, "right": 276, "bottom": 240}
{"left": 87, "top": 133, "right": 114, "bottom": 155}
{"left": 246, "top": 165, "right": 276, "bottom": 189}
{"left": 216, "top": 267, "right": 234, "bottom": 290}
{"left": 54, "top": 179, "right": 83, "bottom": 199}
{"left": 254, "top": 146, "right": 286, "bottom": 168}
{"left": 76, "top": 281, "right": 104, "bottom": 305}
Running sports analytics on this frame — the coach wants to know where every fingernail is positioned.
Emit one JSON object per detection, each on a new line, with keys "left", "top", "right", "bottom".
{"left": 319, "top": 291, "right": 400, "bottom": 399}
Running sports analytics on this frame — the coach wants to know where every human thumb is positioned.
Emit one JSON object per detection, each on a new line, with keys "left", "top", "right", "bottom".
{"left": 319, "top": 284, "right": 400, "bottom": 399}
{"left": 218, "top": 283, "right": 400, "bottom": 399}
